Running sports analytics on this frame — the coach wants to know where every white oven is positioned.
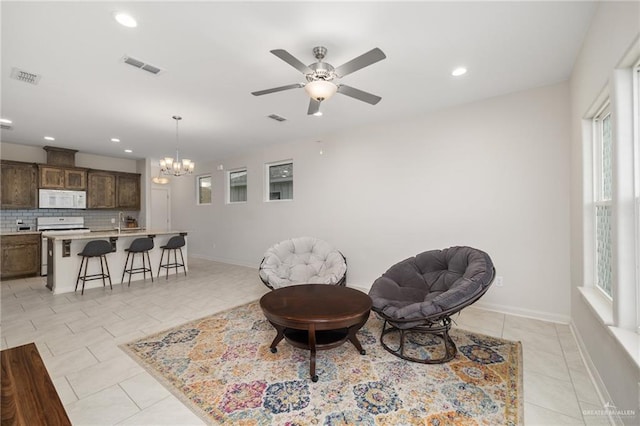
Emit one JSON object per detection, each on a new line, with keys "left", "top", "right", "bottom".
{"left": 37, "top": 217, "right": 91, "bottom": 276}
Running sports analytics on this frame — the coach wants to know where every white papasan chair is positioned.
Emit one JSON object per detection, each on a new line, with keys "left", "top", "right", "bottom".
{"left": 259, "top": 237, "right": 347, "bottom": 290}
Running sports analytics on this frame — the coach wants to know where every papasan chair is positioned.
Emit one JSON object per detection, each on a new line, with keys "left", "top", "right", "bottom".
{"left": 368, "top": 246, "right": 495, "bottom": 364}
{"left": 259, "top": 237, "right": 347, "bottom": 290}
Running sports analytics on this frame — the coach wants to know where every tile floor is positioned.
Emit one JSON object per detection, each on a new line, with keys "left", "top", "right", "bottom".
{"left": 0, "top": 258, "right": 607, "bottom": 425}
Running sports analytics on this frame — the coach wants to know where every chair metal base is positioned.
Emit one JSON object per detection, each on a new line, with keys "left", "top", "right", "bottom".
{"left": 379, "top": 316, "right": 457, "bottom": 364}
{"left": 121, "top": 250, "right": 153, "bottom": 286}
{"left": 157, "top": 247, "right": 186, "bottom": 279}
{"left": 75, "top": 255, "right": 112, "bottom": 296}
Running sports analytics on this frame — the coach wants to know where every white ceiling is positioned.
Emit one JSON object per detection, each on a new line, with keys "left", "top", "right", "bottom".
{"left": 1, "top": 1, "right": 595, "bottom": 163}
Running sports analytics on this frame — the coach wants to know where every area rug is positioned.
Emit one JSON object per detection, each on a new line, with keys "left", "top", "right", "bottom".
{"left": 121, "top": 301, "right": 522, "bottom": 425}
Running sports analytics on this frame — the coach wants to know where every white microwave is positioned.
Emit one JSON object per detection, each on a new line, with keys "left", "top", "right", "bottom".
{"left": 39, "top": 189, "right": 87, "bottom": 209}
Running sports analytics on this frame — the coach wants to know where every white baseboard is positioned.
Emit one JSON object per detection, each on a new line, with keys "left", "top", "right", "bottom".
{"left": 569, "top": 321, "right": 621, "bottom": 425}
{"left": 472, "top": 301, "right": 571, "bottom": 324}
{"left": 189, "top": 253, "right": 257, "bottom": 269}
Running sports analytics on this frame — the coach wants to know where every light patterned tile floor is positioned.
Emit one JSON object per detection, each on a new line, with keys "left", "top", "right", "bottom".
{"left": 0, "top": 258, "right": 605, "bottom": 425}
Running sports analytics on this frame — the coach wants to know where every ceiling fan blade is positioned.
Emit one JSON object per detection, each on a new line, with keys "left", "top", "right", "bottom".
{"left": 271, "top": 49, "right": 313, "bottom": 74}
{"left": 337, "top": 84, "right": 382, "bottom": 105}
{"left": 334, "top": 48, "right": 386, "bottom": 78}
{"left": 251, "top": 83, "right": 304, "bottom": 96}
{"left": 307, "top": 99, "right": 321, "bottom": 115}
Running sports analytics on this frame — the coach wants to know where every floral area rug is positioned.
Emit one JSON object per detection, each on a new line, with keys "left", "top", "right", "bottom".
{"left": 121, "top": 301, "right": 522, "bottom": 425}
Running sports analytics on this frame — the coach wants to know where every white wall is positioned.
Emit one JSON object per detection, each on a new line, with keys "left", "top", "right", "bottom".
{"left": 569, "top": 1, "right": 640, "bottom": 422}
{"left": 172, "top": 81, "right": 572, "bottom": 322}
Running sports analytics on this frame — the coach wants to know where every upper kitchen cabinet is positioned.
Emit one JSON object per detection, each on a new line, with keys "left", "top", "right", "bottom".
{"left": 38, "top": 146, "right": 87, "bottom": 190}
{"left": 0, "top": 160, "right": 37, "bottom": 209}
{"left": 87, "top": 171, "right": 116, "bottom": 209}
{"left": 87, "top": 170, "right": 140, "bottom": 209}
{"left": 116, "top": 173, "right": 141, "bottom": 210}
{"left": 39, "top": 165, "right": 87, "bottom": 190}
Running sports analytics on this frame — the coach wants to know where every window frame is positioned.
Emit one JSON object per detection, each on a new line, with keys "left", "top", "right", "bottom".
{"left": 264, "top": 160, "right": 293, "bottom": 202}
{"left": 196, "top": 174, "right": 212, "bottom": 206}
{"left": 226, "top": 168, "right": 247, "bottom": 204}
{"left": 633, "top": 62, "right": 640, "bottom": 333}
{"left": 592, "top": 102, "right": 613, "bottom": 299}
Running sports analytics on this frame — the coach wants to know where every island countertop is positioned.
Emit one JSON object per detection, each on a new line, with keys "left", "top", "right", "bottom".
{"left": 44, "top": 229, "right": 188, "bottom": 241}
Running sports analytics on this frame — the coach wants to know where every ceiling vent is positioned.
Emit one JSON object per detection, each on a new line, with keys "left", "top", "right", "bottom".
{"left": 122, "top": 55, "right": 163, "bottom": 75}
{"left": 267, "top": 114, "right": 287, "bottom": 122}
{"left": 10, "top": 67, "right": 41, "bottom": 85}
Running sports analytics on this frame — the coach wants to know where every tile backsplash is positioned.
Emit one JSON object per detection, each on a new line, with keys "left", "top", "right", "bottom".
{"left": 1, "top": 209, "right": 139, "bottom": 233}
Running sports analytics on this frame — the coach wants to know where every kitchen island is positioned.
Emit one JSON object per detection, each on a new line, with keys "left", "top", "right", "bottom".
{"left": 45, "top": 230, "right": 187, "bottom": 295}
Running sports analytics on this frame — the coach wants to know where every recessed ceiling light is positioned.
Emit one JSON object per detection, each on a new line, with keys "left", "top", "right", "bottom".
{"left": 124, "top": 149, "right": 133, "bottom": 153}
{"left": 452, "top": 67, "right": 467, "bottom": 77}
{"left": 113, "top": 12, "right": 137, "bottom": 28}
{"left": 111, "top": 138, "right": 120, "bottom": 143}
{"left": 44, "top": 136, "right": 55, "bottom": 141}
{"left": 0, "top": 118, "right": 12, "bottom": 124}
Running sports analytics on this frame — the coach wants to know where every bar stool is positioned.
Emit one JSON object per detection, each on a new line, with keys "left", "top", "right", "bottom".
{"left": 121, "top": 237, "right": 154, "bottom": 286}
{"left": 76, "top": 240, "right": 113, "bottom": 295}
{"left": 157, "top": 235, "right": 187, "bottom": 279}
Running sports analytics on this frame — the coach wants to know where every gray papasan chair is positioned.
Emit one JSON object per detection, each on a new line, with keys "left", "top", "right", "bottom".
{"left": 259, "top": 237, "right": 347, "bottom": 290}
{"left": 368, "top": 246, "right": 495, "bottom": 363}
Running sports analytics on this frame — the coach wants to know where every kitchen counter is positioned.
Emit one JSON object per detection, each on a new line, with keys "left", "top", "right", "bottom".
{"left": 45, "top": 229, "right": 185, "bottom": 240}
{"left": 0, "top": 231, "right": 41, "bottom": 236}
{"left": 45, "top": 230, "right": 188, "bottom": 294}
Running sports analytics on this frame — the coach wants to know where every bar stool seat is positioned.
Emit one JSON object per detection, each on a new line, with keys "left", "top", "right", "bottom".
{"left": 76, "top": 240, "right": 113, "bottom": 295}
{"left": 121, "top": 237, "right": 154, "bottom": 286}
{"left": 157, "top": 235, "right": 187, "bottom": 279}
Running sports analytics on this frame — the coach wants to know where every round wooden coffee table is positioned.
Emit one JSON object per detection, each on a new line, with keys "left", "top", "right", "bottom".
{"left": 259, "top": 284, "right": 372, "bottom": 382}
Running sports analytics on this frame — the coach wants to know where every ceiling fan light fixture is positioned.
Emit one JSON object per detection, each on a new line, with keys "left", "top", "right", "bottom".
{"left": 452, "top": 67, "right": 467, "bottom": 77}
{"left": 305, "top": 80, "right": 337, "bottom": 102}
{"left": 113, "top": 12, "right": 137, "bottom": 28}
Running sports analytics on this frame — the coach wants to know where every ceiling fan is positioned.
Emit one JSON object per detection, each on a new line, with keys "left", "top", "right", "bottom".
{"left": 251, "top": 46, "right": 386, "bottom": 115}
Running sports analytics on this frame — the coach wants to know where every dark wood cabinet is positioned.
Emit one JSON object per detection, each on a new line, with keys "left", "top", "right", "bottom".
{"left": 39, "top": 166, "right": 86, "bottom": 190}
{"left": 39, "top": 166, "right": 65, "bottom": 189}
{"left": 117, "top": 173, "right": 141, "bottom": 210}
{"left": 64, "top": 169, "right": 86, "bottom": 190}
{"left": 87, "top": 170, "right": 140, "bottom": 210}
{"left": 0, "top": 234, "right": 40, "bottom": 280}
{"left": 87, "top": 171, "right": 116, "bottom": 209}
{"left": 0, "top": 160, "right": 37, "bottom": 209}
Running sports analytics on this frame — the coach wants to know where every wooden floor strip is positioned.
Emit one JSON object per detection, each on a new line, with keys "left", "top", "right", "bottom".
{"left": 1, "top": 343, "right": 71, "bottom": 426}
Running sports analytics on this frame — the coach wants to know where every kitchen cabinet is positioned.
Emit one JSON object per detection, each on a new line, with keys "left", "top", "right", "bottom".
{"left": 39, "top": 166, "right": 87, "bottom": 190}
{"left": 64, "top": 169, "right": 86, "bottom": 189}
{"left": 117, "top": 173, "right": 140, "bottom": 210}
{"left": 87, "top": 171, "right": 139, "bottom": 209}
{"left": 0, "top": 234, "right": 40, "bottom": 280}
{"left": 0, "top": 160, "right": 37, "bottom": 209}
{"left": 87, "top": 171, "right": 116, "bottom": 209}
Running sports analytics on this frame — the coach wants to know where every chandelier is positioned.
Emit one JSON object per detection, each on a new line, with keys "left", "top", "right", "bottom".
{"left": 160, "top": 115, "right": 194, "bottom": 176}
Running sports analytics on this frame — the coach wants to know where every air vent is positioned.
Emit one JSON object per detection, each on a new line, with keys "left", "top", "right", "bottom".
{"left": 122, "top": 55, "right": 163, "bottom": 75}
{"left": 10, "top": 67, "right": 41, "bottom": 85}
{"left": 267, "top": 114, "right": 287, "bottom": 122}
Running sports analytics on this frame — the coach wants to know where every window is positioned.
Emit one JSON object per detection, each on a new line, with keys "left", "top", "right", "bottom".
{"left": 265, "top": 161, "right": 293, "bottom": 201}
{"left": 227, "top": 169, "right": 247, "bottom": 203}
{"left": 197, "top": 175, "right": 212, "bottom": 205}
{"left": 593, "top": 104, "right": 613, "bottom": 298}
